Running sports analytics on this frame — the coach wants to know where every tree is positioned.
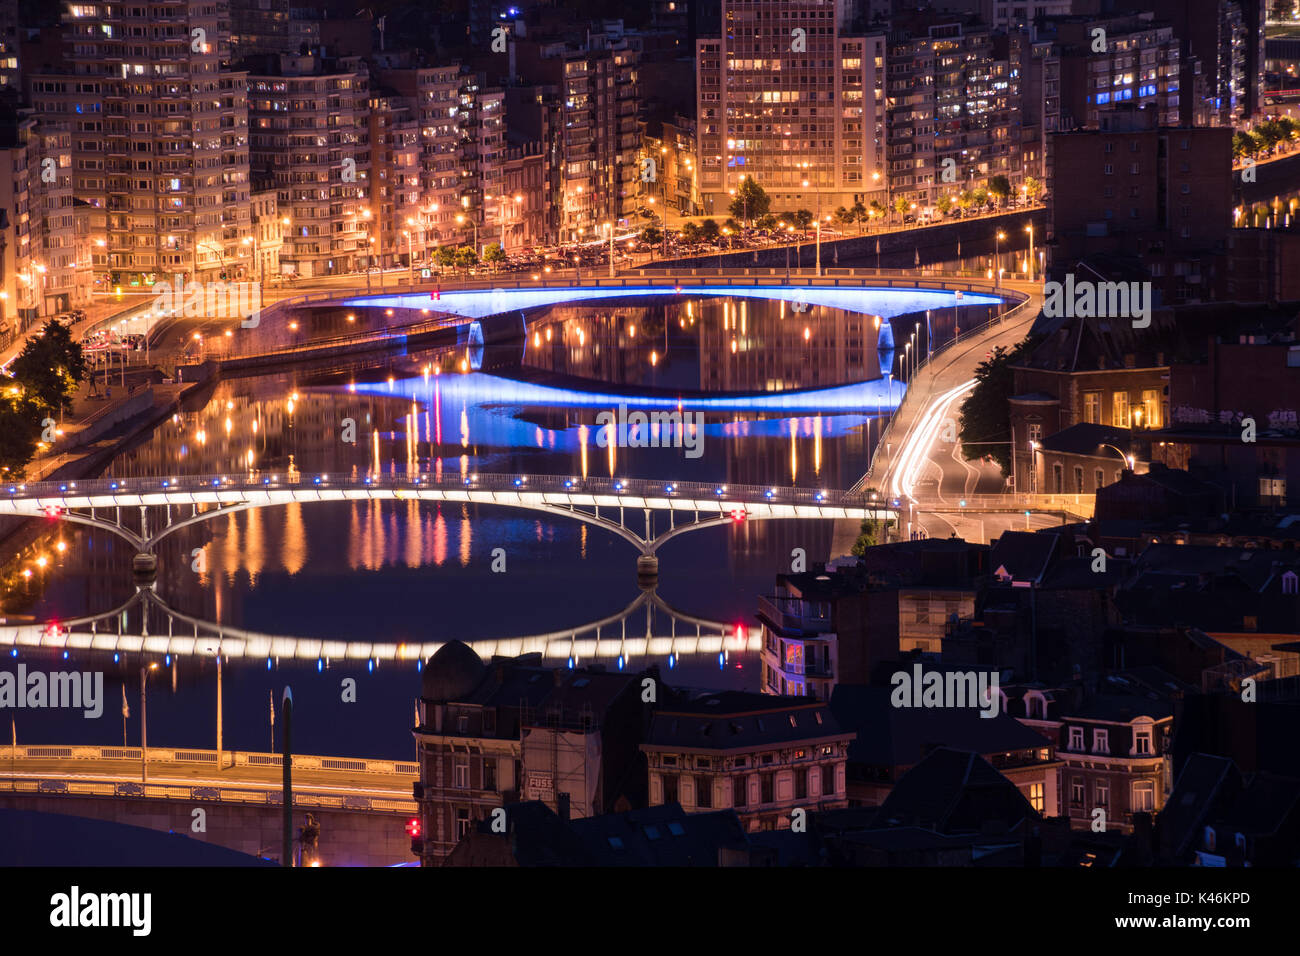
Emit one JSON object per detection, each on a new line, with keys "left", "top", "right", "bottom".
{"left": 1022, "top": 176, "right": 1044, "bottom": 202}
{"left": 679, "top": 221, "right": 701, "bottom": 244}
{"left": 850, "top": 200, "right": 868, "bottom": 233}
{"left": 727, "top": 175, "right": 771, "bottom": 225}
{"left": 869, "top": 199, "right": 886, "bottom": 222}
{"left": 755, "top": 213, "right": 778, "bottom": 232}
{"left": 893, "top": 195, "right": 910, "bottom": 217}
{"left": 698, "top": 218, "right": 721, "bottom": 243}
{"left": 937, "top": 195, "right": 953, "bottom": 216}
{"left": 723, "top": 217, "right": 742, "bottom": 234}
{"left": 988, "top": 175, "right": 1011, "bottom": 208}
{"left": 11, "top": 319, "right": 86, "bottom": 413}
{"left": 641, "top": 225, "right": 663, "bottom": 249}
{"left": 482, "top": 242, "right": 506, "bottom": 269}
{"left": 850, "top": 516, "right": 895, "bottom": 555}
{"left": 970, "top": 186, "right": 989, "bottom": 209}
{"left": 957, "top": 336, "right": 1038, "bottom": 476}
{"left": 0, "top": 394, "right": 43, "bottom": 480}
{"left": 453, "top": 246, "right": 478, "bottom": 273}
{"left": 435, "top": 246, "right": 457, "bottom": 269}
{"left": 793, "top": 209, "right": 814, "bottom": 230}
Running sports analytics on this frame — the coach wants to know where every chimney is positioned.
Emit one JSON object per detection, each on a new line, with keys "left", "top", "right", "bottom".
{"left": 557, "top": 792, "right": 570, "bottom": 822}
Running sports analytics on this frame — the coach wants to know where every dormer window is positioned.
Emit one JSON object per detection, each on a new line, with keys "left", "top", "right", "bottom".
{"left": 1092, "top": 728, "right": 1109, "bottom": 754}
{"left": 1068, "top": 727, "right": 1084, "bottom": 751}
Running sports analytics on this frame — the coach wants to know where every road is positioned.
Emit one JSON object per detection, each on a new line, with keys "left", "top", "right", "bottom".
{"left": 866, "top": 280, "right": 1070, "bottom": 543}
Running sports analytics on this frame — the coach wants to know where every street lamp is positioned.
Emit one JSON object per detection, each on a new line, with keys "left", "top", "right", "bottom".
{"left": 241, "top": 236, "right": 264, "bottom": 311}
{"left": 455, "top": 213, "right": 479, "bottom": 258}
{"left": 1024, "top": 223, "right": 1035, "bottom": 281}
{"left": 140, "top": 662, "right": 159, "bottom": 782}
{"left": 994, "top": 230, "right": 1006, "bottom": 288}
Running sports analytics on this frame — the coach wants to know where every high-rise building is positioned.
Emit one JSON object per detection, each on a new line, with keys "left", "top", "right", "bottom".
{"left": 28, "top": 1, "right": 251, "bottom": 286}
{"left": 515, "top": 23, "right": 640, "bottom": 242}
{"left": 1145, "top": 0, "right": 1252, "bottom": 126}
{"left": 370, "top": 56, "right": 464, "bottom": 251}
{"left": 245, "top": 51, "right": 368, "bottom": 277}
{"left": 884, "top": 15, "right": 1022, "bottom": 213}
{"left": 0, "top": 0, "right": 19, "bottom": 96}
{"left": 0, "top": 112, "right": 35, "bottom": 344}
{"left": 695, "top": 0, "right": 887, "bottom": 217}
{"left": 1039, "top": 13, "right": 1183, "bottom": 131}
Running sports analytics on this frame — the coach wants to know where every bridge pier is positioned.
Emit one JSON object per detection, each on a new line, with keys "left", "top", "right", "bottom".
{"left": 636, "top": 554, "right": 659, "bottom": 590}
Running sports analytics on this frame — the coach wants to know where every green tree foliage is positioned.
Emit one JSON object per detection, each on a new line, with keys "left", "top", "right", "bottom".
{"left": 640, "top": 225, "right": 663, "bottom": 248}
{"left": 727, "top": 175, "right": 771, "bottom": 224}
{"left": 957, "top": 336, "right": 1038, "bottom": 476}
{"left": 698, "top": 218, "right": 721, "bottom": 243}
{"left": 482, "top": 242, "right": 506, "bottom": 267}
{"left": 0, "top": 393, "right": 43, "bottom": 480}
{"left": 850, "top": 517, "right": 895, "bottom": 556}
{"left": 453, "top": 246, "right": 478, "bottom": 272}
{"left": 987, "top": 175, "right": 1011, "bottom": 206}
{"left": 793, "top": 209, "right": 814, "bottom": 230}
{"left": 11, "top": 319, "right": 86, "bottom": 413}
{"left": 1022, "top": 176, "right": 1044, "bottom": 201}
{"left": 679, "top": 221, "right": 701, "bottom": 243}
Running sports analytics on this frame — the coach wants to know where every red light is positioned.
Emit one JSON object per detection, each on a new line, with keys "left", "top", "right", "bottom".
{"left": 405, "top": 817, "right": 422, "bottom": 838}
{"left": 735, "top": 624, "right": 746, "bottom": 642}
{"left": 45, "top": 506, "right": 61, "bottom": 518}
{"left": 731, "top": 509, "right": 746, "bottom": 522}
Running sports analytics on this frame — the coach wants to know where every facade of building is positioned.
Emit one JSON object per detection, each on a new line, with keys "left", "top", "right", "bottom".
{"left": 642, "top": 692, "right": 852, "bottom": 832}
{"left": 246, "top": 51, "right": 368, "bottom": 277}
{"left": 1046, "top": 112, "right": 1234, "bottom": 304}
{"left": 29, "top": 1, "right": 251, "bottom": 286}
{"left": 695, "top": 0, "right": 886, "bottom": 217}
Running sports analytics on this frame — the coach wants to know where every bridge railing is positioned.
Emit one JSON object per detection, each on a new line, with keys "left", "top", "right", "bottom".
{"left": 0, "top": 744, "right": 418, "bottom": 776}
{"left": 6, "top": 470, "right": 892, "bottom": 511}
{"left": 909, "top": 493, "right": 1094, "bottom": 515}
{"left": 0, "top": 777, "right": 417, "bottom": 813}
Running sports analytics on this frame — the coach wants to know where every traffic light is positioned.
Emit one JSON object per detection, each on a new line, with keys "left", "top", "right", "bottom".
{"left": 406, "top": 817, "right": 423, "bottom": 856}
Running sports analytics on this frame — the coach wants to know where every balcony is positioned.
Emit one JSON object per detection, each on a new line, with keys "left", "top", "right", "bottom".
{"left": 757, "top": 595, "right": 831, "bottom": 634}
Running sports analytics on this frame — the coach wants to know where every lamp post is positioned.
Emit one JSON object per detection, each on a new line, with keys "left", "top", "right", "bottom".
{"left": 1100, "top": 443, "right": 1135, "bottom": 472}
{"left": 140, "top": 662, "right": 158, "bottom": 782}
{"left": 241, "top": 236, "right": 264, "bottom": 312}
{"left": 994, "top": 230, "right": 1006, "bottom": 289}
{"left": 607, "top": 221, "right": 616, "bottom": 278}
{"left": 455, "top": 213, "right": 479, "bottom": 259}
{"left": 1024, "top": 223, "right": 1034, "bottom": 281}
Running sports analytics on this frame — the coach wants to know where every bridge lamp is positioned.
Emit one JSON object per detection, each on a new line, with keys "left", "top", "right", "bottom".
{"left": 815, "top": 492, "right": 826, "bottom": 502}
{"left": 564, "top": 479, "right": 574, "bottom": 489}
{"left": 263, "top": 478, "right": 271, "bottom": 485}
{"left": 665, "top": 484, "right": 675, "bottom": 493}
{"left": 765, "top": 489, "right": 775, "bottom": 499}
{"left": 514, "top": 477, "right": 524, "bottom": 487}
{"left": 313, "top": 476, "right": 322, "bottom": 485}
{"left": 959, "top": 499, "right": 967, "bottom": 507}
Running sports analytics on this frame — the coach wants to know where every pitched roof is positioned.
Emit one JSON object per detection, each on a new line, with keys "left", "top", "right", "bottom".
{"left": 828, "top": 683, "right": 1049, "bottom": 770}
{"left": 873, "top": 747, "right": 1039, "bottom": 834}
{"left": 645, "top": 692, "right": 847, "bottom": 751}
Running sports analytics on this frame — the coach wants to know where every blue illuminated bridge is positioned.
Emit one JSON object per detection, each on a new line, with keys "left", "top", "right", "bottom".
{"left": 0, "top": 471, "right": 900, "bottom": 559}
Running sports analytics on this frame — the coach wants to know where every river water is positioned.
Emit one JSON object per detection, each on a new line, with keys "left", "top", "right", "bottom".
{"left": 1, "top": 289, "right": 997, "bottom": 757}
